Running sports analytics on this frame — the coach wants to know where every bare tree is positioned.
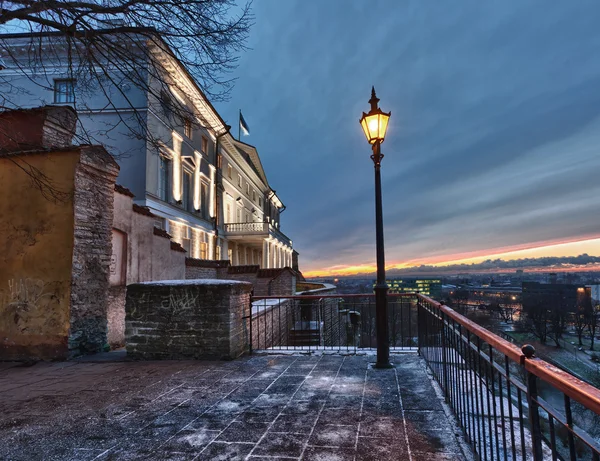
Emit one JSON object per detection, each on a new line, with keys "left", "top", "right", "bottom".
{"left": 588, "top": 303, "right": 600, "bottom": 351}
{"left": 0, "top": 1, "right": 252, "bottom": 195}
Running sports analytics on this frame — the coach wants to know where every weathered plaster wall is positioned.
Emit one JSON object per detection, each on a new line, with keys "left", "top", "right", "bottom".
{"left": 0, "top": 150, "right": 79, "bottom": 360}
{"left": 107, "top": 190, "right": 186, "bottom": 347}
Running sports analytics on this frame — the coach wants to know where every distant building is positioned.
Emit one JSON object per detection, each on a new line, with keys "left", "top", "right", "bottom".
{"left": 522, "top": 282, "right": 590, "bottom": 314}
{"left": 385, "top": 279, "right": 442, "bottom": 300}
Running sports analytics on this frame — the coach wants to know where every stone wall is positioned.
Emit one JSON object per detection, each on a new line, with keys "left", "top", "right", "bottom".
{"left": 125, "top": 280, "right": 252, "bottom": 360}
{"left": 185, "top": 259, "right": 230, "bottom": 280}
{"left": 69, "top": 146, "right": 119, "bottom": 356}
{"left": 184, "top": 260, "right": 297, "bottom": 297}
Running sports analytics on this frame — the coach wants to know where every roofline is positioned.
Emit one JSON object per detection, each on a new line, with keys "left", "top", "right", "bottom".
{"left": 0, "top": 29, "right": 230, "bottom": 133}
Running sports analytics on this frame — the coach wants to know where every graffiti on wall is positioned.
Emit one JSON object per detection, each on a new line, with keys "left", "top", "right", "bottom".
{"left": 128, "top": 289, "right": 199, "bottom": 321}
{"left": 0, "top": 278, "right": 59, "bottom": 333}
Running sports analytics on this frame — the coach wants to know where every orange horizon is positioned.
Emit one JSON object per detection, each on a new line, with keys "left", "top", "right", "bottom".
{"left": 303, "top": 235, "right": 600, "bottom": 278}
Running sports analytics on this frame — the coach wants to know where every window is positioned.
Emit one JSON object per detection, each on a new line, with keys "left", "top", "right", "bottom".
{"left": 228, "top": 248, "right": 233, "bottom": 262}
{"left": 200, "top": 183, "right": 209, "bottom": 219}
{"left": 236, "top": 207, "right": 241, "bottom": 222}
{"left": 246, "top": 183, "right": 250, "bottom": 196}
{"left": 226, "top": 203, "right": 232, "bottom": 223}
{"left": 182, "top": 171, "right": 193, "bottom": 211}
{"left": 160, "top": 90, "right": 173, "bottom": 119}
{"left": 158, "top": 155, "right": 172, "bottom": 202}
{"left": 184, "top": 118, "right": 193, "bottom": 138}
{"left": 259, "top": 197, "right": 262, "bottom": 209}
{"left": 246, "top": 212, "right": 250, "bottom": 223}
{"left": 154, "top": 218, "right": 166, "bottom": 230}
{"left": 227, "top": 165, "right": 232, "bottom": 179}
{"left": 216, "top": 243, "right": 221, "bottom": 260}
{"left": 201, "top": 136, "right": 208, "bottom": 154}
{"left": 200, "top": 241, "right": 208, "bottom": 259}
{"left": 237, "top": 174, "right": 242, "bottom": 188}
{"left": 181, "top": 226, "right": 191, "bottom": 254}
{"left": 54, "top": 79, "right": 75, "bottom": 103}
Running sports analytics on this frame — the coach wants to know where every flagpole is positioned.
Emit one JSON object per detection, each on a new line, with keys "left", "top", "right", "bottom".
{"left": 238, "top": 109, "right": 241, "bottom": 141}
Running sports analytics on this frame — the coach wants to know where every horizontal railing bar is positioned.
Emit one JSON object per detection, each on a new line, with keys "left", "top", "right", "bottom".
{"left": 252, "top": 293, "right": 417, "bottom": 300}
{"left": 418, "top": 293, "right": 600, "bottom": 418}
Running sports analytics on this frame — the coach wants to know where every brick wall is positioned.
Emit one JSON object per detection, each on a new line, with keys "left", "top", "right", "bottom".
{"left": 69, "top": 146, "right": 119, "bottom": 356}
{"left": 184, "top": 260, "right": 296, "bottom": 297}
{"left": 125, "top": 280, "right": 252, "bottom": 360}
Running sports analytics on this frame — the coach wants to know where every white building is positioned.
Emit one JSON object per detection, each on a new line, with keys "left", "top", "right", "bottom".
{"left": 0, "top": 31, "right": 294, "bottom": 268}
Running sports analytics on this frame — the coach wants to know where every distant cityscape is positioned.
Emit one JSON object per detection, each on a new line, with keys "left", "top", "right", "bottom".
{"left": 310, "top": 269, "right": 600, "bottom": 390}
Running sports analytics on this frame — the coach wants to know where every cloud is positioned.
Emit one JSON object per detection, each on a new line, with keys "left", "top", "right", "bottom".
{"left": 217, "top": 0, "right": 600, "bottom": 272}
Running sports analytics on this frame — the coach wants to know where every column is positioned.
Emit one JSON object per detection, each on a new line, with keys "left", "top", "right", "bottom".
{"left": 193, "top": 150, "right": 202, "bottom": 210}
{"left": 172, "top": 132, "right": 183, "bottom": 201}
{"left": 262, "top": 240, "right": 269, "bottom": 268}
{"left": 208, "top": 164, "right": 216, "bottom": 218}
{"left": 232, "top": 241, "right": 238, "bottom": 265}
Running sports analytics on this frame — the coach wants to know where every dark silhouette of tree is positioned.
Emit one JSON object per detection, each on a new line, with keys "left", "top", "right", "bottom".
{"left": 588, "top": 303, "right": 600, "bottom": 351}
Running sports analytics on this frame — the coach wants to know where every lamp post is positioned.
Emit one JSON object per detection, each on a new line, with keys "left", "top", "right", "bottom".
{"left": 360, "top": 87, "right": 392, "bottom": 368}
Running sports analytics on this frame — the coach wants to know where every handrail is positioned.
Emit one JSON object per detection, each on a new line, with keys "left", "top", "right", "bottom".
{"left": 417, "top": 292, "right": 600, "bottom": 417}
{"left": 252, "top": 293, "right": 414, "bottom": 300}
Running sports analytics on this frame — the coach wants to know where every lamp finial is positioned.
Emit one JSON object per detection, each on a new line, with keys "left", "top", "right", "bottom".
{"left": 369, "top": 87, "right": 380, "bottom": 112}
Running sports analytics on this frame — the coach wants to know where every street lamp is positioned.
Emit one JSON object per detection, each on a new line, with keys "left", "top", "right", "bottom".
{"left": 360, "top": 87, "right": 392, "bottom": 368}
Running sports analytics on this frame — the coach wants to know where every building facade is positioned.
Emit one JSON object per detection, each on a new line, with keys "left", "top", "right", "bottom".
{"left": 0, "top": 32, "right": 293, "bottom": 268}
{"left": 385, "top": 279, "right": 442, "bottom": 300}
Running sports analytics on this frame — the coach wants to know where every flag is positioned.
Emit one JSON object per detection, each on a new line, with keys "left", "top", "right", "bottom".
{"left": 239, "top": 111, "right": 250, "bottom": 136}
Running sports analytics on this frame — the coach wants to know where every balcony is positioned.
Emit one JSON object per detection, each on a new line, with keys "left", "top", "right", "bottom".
{"left": 2, "top": 294, "right": 600, "bottom": 460}
{"left": 224, "top": 220, "right": 293, "bottom": 247}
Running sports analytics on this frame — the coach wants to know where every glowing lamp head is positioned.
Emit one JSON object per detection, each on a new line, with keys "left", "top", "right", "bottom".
{"left": 359, "top": 86, "right": 391, "bottom": 144}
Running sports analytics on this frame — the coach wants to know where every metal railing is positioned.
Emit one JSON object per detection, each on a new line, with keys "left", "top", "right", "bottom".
{"left": 418, "top": 294, "right": 600, "bottom": 461}
{"left": 249, "top": 293, "right": 417, "bottom": 353}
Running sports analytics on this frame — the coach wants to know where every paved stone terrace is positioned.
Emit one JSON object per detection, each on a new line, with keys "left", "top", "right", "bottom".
{"left": 0, "top": 353, "right": 470, "bottom": 460}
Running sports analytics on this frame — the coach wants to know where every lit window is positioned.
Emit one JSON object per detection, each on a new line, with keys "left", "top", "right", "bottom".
{"left": 181, "top": 226, "right": 191, "bottom": 253}
{"left": 54, "top": 79, "right": 75, "bottom": 103}
{"left": 200, "top": 241, "right": 207, "bottom": 259}
{"left": 184, "top": 118, "right": 192, "bottom": 138}
{"left": 201, "top": 136, "right": 208, "bottom": 154}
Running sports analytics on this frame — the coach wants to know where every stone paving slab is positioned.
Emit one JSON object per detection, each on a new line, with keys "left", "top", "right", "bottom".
{"left": 0, "top": 353, "right": 471, "bottom": 460}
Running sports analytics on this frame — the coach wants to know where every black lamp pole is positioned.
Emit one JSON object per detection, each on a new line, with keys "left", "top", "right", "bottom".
{"left": 360, "top": 87, "right": 391, "bottom": 368}
{"left": 372, "top": 137, "right": 391, "bottom": 368}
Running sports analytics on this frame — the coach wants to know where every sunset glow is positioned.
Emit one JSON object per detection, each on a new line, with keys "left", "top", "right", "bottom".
{"left": 303, "top": 237, "right": 600, "bottom": 278}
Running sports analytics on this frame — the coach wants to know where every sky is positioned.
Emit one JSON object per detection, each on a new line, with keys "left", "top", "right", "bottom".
{"left": 217, "top": 1, "right": 600, "bottom": 277}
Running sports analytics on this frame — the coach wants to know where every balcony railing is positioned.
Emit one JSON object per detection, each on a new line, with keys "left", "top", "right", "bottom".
{"left": 224, "top": 222, "right": 267, "bottom": 233}
{"left": 224, "top": 221, "right": 292, "bottom": 247}
{"left": 249, "top": 293, "right": 600, "bottom": 460}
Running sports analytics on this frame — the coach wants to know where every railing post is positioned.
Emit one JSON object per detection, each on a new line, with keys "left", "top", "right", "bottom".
{"left": 441, "top": 311, "right": 449, "bottom": 402}
{"left": 523, "top": 344, "right": 543, "bottom": 461}
{"left": 248, "top": 290, "right": 254, "bottom": 355}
